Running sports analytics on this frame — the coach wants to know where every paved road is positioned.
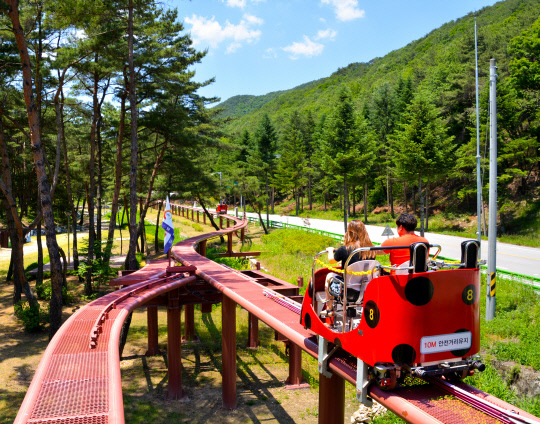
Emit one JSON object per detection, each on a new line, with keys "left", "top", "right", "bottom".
{"left": 234, "top": 211, "right": 540, "bottom": 280}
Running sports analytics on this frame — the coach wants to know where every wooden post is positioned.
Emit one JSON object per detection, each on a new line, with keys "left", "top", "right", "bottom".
{"left": 222, "top": 296, "right": 237, "bottom": 409}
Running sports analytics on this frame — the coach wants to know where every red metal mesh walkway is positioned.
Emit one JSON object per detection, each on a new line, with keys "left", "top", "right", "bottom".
{"left": 15, "top": 266, "right": 193, "bottom": 424}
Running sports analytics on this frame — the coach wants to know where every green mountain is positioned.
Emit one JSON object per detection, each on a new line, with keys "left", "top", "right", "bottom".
{"left": 217, "top": 0, "right": 540, "bottom": 138}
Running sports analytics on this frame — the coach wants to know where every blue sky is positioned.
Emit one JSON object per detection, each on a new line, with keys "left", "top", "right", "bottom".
{"left": 164, "top": 0, "right": 500, "bottom": 104}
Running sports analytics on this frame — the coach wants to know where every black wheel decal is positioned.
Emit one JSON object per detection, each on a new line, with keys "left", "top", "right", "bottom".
{"left": 364, "top": 300, "right": 380, "bottom": 328}
{"left": 405, "top": 277, "right": 434, "bottom": 306}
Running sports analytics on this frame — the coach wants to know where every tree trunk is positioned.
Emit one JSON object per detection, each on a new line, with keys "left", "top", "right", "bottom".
{"left": 125, "top": 0, "right": 139, "bottom": 271}
{"left": 85, "top": 63, "right": 100, "bottom": 296}
{"left": 412, "top": 187, "right": 417, "bottom": 215}
{"left": 343, "top": 174, "right": 348, "bottom": 233}
{"left": 59, "top": 247, "right": 67, "bottom": 291}
{"left": 0, "top": 118, "right": 34, "bottom": 306}
{"left": 265, "top": 172, "right": 270, "bottom": 228}
{"left": 256, "top": 209, "right": 268, "bottom": 235}
{"left": 419, "top": 177, "right": 425, "bottom": 237}
{"left": 387, "top": 174, "right": 395, "bottom": 218}
{"left": 60, "top": 91, "right": 79, "bottom": 271}
{"left": 351, "top": 185, "right": 356, "bottom": 217}
{"left": 425, "top": 180, "right": 430, "bottom": 232}
{"left": 403, "top": 182, "right": 408, "bottom": 212}
{"left": 363, "top": 182, "right": 368, "bottom": 224}
{"left": 78, "top": 195, "right": 85, "bottom": 226}
{"left": 96, "top": 116, "right": 102, "bottom": 254}
{"left": 120, "top": 206, "right": 126, "bottom": 255}
{"left": 308, "top": 172, "right": 312, "bottom": 211}
{"left": 36, "top": 216, "right": 43, "bottom": 292}
{"left": 6, "top": 0, "right": 63, "bottom": 337}
{"left": 198, "top": 197, "right": 225, "bottom": 242}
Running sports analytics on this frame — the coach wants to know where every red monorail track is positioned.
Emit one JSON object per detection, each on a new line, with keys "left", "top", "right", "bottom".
{"left": 14, "top": 204, "right": 540, "bottom": 424}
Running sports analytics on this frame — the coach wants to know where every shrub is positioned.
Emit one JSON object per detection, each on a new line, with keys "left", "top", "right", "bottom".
{"left": 14, "top": 302, "right": 45, "bottom": 332}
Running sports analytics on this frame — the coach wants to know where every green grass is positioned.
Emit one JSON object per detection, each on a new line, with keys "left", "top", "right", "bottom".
{"left": 479, "top": 274, "right": 540, "bottom": 370}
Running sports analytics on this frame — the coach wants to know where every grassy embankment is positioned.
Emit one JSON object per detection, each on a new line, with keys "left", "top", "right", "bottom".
{"left": 270, "top": 198, "right": 540, "bottom": 248}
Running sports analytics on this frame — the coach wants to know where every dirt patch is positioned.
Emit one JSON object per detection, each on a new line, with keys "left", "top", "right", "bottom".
{"left": 492, "top": 360, "right": 540, "bottom": 399}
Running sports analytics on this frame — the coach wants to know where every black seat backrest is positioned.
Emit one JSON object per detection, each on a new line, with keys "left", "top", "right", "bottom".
{"left": 409, "top": 242, "right": 429, "bottom": 273}
{"left": 460, "top": 240, "right": 480, "bottom": 269}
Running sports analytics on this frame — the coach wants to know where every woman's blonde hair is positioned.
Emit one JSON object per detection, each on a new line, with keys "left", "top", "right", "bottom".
{"left": 343, "top": 220, "right": 376, "bottom": 259}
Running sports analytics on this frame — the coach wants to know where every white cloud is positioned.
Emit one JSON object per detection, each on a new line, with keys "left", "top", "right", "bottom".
{"left": 321, "top": 0, "right": 365, "bottom": 21}
{"left": 220, "top": 0, "right": 265, "bottom": 8}
{"left": 315, "top": 28, "right": 337, "bottom": 41}
{"left": 283, "top": 36, "right": 324, "bottom": 59}
{"left": 244, "top": 14, "right": 263, "bottom": 25}
{"left": 263, "top": 48, "right": 278, "bottom": 59}
{"left": 226, "top": 42, "right": 243, "bottom": 53}
{"left": 185, "top": 14, "right": 262, "bottom": 52}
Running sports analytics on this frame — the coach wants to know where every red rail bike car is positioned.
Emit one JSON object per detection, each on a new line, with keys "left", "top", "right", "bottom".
{"left": 216, "top": 203, "right": 228, "bottom": 214}
{"left": 300, "top": 241, "right": 484, "bottom": 404}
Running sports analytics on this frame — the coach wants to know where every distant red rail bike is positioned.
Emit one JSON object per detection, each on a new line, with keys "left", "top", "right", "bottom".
{"left": 300, "top": 241, "right": 485, "bottom": 404}
{"left": 216, "top": 203, "right": 228, "bottom": 214}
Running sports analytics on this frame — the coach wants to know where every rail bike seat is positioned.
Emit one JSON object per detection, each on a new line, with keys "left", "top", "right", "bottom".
{"left": 325, "top": 260, "right": 381, "bottom": 306}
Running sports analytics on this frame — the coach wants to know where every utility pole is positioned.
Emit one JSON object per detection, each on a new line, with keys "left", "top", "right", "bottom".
{"left": 486, "top": 58, "right": 497, "bottom": 321}
{"left": 474, "top": 17, "right": 482, "bottom": 253}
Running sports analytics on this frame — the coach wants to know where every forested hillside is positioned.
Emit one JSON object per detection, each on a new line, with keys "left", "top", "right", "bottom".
{"left": 213, "top": 0, "right": 539, "bottom": 235}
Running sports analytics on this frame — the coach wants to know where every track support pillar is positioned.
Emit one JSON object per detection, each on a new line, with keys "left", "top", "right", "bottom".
{"left": 183, "top": 304, "right": 196, "bottom": 342}
{"left": 285, "top": 342, "right": 309, "bottom": 389}
{"left": 167, "top": 289, "right": 185, "bottom": 400}
{"left": 319, "top": 372, "right": 345, "bottom": 424}
{"left": 198, "top": 240, "right": 207, "bottom": 257}
{"left": 145, "top": 306, "right": 160, "bottom": 356}
{"left": 247, "top": 312, "right": 259, "bottom": 348}
{"left": 222, "top": 295, "right": 237, "bottom": 409}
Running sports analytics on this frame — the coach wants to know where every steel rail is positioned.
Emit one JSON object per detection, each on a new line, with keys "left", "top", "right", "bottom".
{"left": 427, "top": 377, "right": 539, "bottom": 424}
